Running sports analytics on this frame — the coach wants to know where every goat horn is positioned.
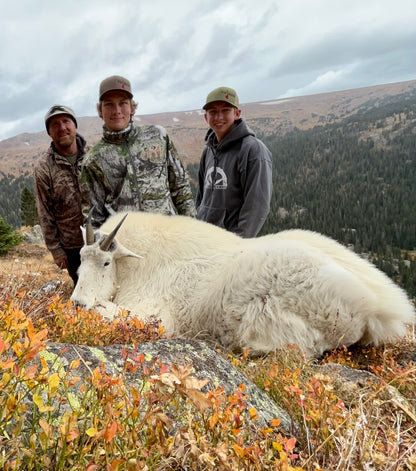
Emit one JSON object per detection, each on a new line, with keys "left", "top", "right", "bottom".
{"left": 86, "top": 207, "right": 95, "bottom": 246}
{"left": 100, "top": 214, "right": 128, "bottom": 252}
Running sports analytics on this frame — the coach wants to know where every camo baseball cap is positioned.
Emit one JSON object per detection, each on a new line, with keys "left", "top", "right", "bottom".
{"left": 203, "top": 86, "right": 239, "bottom": 110}
{"left": 44, "top": 105, "right": 77, "bottom": 132}
{"left": 99, "top": 75, "right": 133, "bottom": 100}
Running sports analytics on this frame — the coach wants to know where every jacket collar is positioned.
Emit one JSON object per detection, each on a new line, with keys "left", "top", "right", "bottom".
{"left": 50, "top": 133, "right": 87, "bottom": 159}
{"left": 102, "top": 120, "right": 133, "bottom": 144}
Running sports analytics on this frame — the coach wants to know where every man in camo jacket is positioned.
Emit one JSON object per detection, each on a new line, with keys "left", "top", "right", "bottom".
{"left": 82, "top": 75, "right": 196, "bottom": 227}
{"left": 34, "top": 105, "right": 90, "bottom": 286}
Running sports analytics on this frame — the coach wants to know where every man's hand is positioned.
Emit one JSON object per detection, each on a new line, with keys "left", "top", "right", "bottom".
{"left": 54, "top": 254, "right": 68, "bottom": 269}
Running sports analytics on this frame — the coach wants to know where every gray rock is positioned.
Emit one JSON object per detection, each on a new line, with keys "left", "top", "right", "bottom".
{"left": 37, "top": 280, "right": 64, "bottom": 294}
{"left": 317, "top": 362, "right": 415, "bottom": 411}
{"left": 22, "top": 225, "right": 44, "bottom": 244}
{"left": 37, "top": 338, "right": 299, "bottom": 435}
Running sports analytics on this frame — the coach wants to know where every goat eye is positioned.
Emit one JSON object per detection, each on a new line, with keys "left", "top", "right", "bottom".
{"left": 104, "top": 261, "right": 110, "bottom": 267}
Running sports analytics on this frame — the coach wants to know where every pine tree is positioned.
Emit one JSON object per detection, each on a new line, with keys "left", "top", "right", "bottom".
{"left": 0, "top": 216, "right": 22, "bottom": 255}
{"left": 20, "top": 187, "right": 38, "bottom": 227}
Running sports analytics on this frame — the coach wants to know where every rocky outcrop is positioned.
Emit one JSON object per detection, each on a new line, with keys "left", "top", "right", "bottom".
{"left": 317, "top": 362, "right": 416, "bottom": 411}
{"left": 37, "top": 338, "right": 299, "bottom": 435}
{"left": 22, "top": 225, "right": 44, "bottom": 244}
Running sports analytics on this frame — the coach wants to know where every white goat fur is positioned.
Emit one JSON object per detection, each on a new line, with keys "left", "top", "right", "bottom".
{"left": 71, "top": 212, "right": 415, "bottom": 357}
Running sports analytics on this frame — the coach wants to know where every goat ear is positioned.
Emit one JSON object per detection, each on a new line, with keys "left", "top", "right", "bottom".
{"left": 114, "top": 244, "right": 143, "bottom": 260}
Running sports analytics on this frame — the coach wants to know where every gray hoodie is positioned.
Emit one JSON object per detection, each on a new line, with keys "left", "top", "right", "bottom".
{"left": 196, "top": 118, "right": 272, "bottom": 237}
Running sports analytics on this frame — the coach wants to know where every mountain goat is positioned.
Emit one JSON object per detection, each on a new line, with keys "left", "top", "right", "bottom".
{"left": 71, "top": 212, "right": 415, "bottom": 357}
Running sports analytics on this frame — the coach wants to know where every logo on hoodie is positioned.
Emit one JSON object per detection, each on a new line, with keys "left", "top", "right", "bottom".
{"left": 205, "top": 166, "right": 227, "bottom": 190}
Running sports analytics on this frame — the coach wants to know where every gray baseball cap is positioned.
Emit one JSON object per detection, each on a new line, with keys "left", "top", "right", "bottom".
{"left": 99, "top": 75, "right": 133, "bottom": 100}
{"left": 44, "top": 105, "right": 77, "bottom": 132}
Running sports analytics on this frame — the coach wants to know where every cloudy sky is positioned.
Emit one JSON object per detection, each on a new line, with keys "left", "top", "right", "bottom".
{"left": 1, "top": 0, "right": 415, "bottom": 142}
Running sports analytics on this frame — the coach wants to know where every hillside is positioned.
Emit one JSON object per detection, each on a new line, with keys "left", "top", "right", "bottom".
{"left": 0, "top": 79, "right": 415, "bottom": 176}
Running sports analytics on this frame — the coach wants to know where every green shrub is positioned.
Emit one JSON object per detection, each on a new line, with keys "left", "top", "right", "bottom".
{"left": 0, "top": 216, "right": 22, "bottom": 255}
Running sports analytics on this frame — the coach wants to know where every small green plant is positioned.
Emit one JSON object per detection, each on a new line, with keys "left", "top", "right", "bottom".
{"left": 0, "top": 216, "right": 22, "bottom": 255}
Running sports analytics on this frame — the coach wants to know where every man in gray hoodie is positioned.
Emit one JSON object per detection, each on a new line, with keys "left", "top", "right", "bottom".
{"left": 196, "top": 87, "right": 272, "bottom": 238}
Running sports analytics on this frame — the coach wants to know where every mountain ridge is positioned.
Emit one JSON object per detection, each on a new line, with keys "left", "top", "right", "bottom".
{"left": 1, "top": 79, "right": 415, "bottom": 176}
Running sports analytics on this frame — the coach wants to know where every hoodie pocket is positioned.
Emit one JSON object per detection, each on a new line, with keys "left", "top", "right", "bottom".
{"left": 196, "top": 204, "right": 226, "bottom": 229}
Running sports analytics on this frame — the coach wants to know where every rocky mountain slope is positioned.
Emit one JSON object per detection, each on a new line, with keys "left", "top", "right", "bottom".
{"left": 0, "top": 79, "right": 415, "bottom": 176}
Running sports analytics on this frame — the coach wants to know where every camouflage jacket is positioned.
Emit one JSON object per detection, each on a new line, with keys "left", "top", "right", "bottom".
{"left": 34, "top": 135, "right": 90, "bottom": 259}
{"left": 82, "top": 123, "right": 196, "bottom": 227}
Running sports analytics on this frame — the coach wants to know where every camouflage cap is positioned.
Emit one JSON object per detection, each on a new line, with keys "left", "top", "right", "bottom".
{"left": 203, "top": 86, "right": 239, "bottom": 110}
{"left": 44, "top": 105, "right": 77, "bottom": 132}
{"left": 99, "top": 75, "right": 133, "bottom": 100}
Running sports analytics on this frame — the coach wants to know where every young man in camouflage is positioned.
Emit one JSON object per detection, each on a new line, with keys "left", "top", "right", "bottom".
{"left": 196, "top": 86, "right": 272, "bottom": 238}
{"left": 82, "top": 75, "right": 196, "bottom": 227}
{"left": 34, "top": 105, "right": 90, "bottom": 286}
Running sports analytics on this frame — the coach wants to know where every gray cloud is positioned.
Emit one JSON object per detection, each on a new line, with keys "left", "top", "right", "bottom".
{"left": 0, "top": 0, "right": 415, "bottom": 141}
{"left": 272, "top": 25, "right": 416, "bottom": 77}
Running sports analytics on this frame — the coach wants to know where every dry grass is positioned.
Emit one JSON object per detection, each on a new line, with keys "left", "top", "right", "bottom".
{"left": 0, "top": 242, "right": 72, "bottom": 290}
{"left": 0, "top": 242, "right": 415, "bottom": 470}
